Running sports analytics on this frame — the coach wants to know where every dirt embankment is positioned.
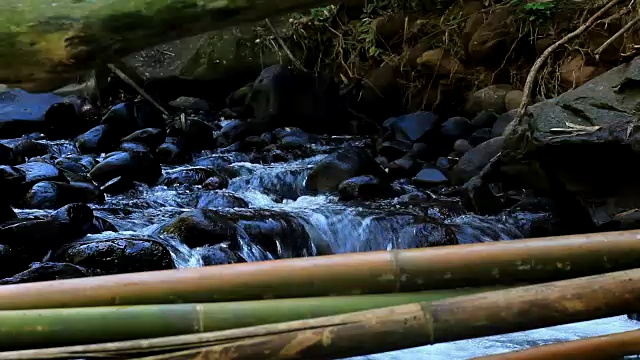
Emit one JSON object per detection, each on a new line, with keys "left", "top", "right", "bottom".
{"left": 253, "top": 0, "right": 639, "bottom": 119}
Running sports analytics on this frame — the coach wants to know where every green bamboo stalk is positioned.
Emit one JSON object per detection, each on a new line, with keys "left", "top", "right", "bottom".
{"left": 0, "top": 230, "right": 639, "bottom": 310}
{"left": 0, "top": 0, "right": 359, "bottom": 92}
{"left": 3, "top": 267, "right": 640, "bottom": 360}
{"left": 0, "top": 287, "right": 499, "bottom": 350}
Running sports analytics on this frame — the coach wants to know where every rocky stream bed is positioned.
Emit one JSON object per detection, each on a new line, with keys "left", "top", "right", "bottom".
{"left": 2, "top": 58, "right": 640, "bottom": 357}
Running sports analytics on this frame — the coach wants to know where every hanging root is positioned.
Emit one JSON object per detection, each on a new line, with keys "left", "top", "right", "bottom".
{"left": 513, "top": 0, "right": 624, "bottom": 129}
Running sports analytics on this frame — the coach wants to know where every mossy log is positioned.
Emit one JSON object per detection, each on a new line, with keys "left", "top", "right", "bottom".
{"left": 0, "top": 0, "right": 358, "bottom": 92}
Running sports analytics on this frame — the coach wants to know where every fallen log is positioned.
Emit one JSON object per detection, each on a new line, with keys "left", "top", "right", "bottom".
{"left": 0, "top": 230, "right": 640, "bottom": 310}
{"left": 0, "top": 288, "right": 502, "bottom": 350}
{"left": 473, "top": 329, "right": 640, "bottom": 360}
{"left": 3, "top": 268, "right": 640, "bottom": 359}
{"left": 0, "top": 0, "right": 359, "bottom": 93}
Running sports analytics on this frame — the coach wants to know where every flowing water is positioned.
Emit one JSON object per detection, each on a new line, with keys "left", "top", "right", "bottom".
{"left": 15, "top": 136, "right": 640, "bottom": 358}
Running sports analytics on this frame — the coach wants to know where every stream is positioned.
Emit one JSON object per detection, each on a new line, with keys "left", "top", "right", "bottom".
{"left": 7, "top": 131, "right": 638, "bottom": 358}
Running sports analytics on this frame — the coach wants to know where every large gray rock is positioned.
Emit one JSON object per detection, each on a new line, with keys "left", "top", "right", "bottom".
{"left": 502, "top": 56, "right": 640, "bottom": 228}
{"left": 451, "top": 136, "right": 504, "bottom": 185}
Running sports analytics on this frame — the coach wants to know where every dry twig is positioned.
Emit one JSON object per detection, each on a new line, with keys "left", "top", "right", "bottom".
{"left": 265, "top": 18, "right": 307, "bottom": 71}
{"left": 594, "top": 13, "right": 640, "bottom": 59}
{"left": 513, "top": 0, "right": 623, "bottom": 129}
{"left": 106, "top": 64, "right": 169, "bottom": 117}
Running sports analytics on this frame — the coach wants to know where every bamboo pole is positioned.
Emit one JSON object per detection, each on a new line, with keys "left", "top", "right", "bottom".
{"left": 0, "top": 230, "right": 639, "bottom": 310}
{"left": 473, "top": 329, "right": 640, "bottom": 360}
{"left": 4, "top": 268, "right": 640, "bottom": 359}
{"left": 0, "top": 288, "right": 500, "bottom": 350}
{"left": 0, "top": 0, "right": 360, "bottom": 93}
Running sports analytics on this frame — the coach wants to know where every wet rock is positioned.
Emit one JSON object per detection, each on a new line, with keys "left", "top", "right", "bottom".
{"left": 76, "top": 124, "right": 120, "bottom": 154}
{"left": 169, "top": 97, "right": 210, "bottom": 112}
{"left": 101, "top": 101, "right": 165, "bottom": 133}
{"left": 378, "top": 140, "right": 412, "bottom": 161}
{"left": 0, "top": 144, "right": 20, "bottom": 166}
{"left": 89, "top": 216, "right": 119, "bottom": 234}
{"left": 470, "top": 110, "right": 498, "bottom": 129}
{"left": 305, "top": 147, "right": 386, "bottom": 193}
{"left": 468, "top": 128, "right": 493, "bottom": 147}
{"left": 16, "top": 162, "right": 68, "bottom": 190}
{"left": 460, "top": 174, "right": 504, "bottom": 215}
{"left": 0, "top": 89, "right": 64, "bottom": 138}
{"left": 122, "top": 128, "right": 166, "bottom": 149}
{"left": 89, "top": 151, "right": 162, "bottom": 185}
{"left": 22, "top": 181, "right": 104, "bottom": 209}
{"left": 100, "top": 176, "right": 135, "bottom": 195}
{"left": 162, "top": 209, "right": 313, "bottom": 258}
{"left": 386, "top": 155, "right": 421, "bottom": 179}
{"left": 200, "top": 245, "right": 243, "bottom": 266}
{"left": 441, "top": 117, "right": 473, "bottom": 141}
{"left": 400, "top": 221, "right": 458, "bottom": 248}
{"left": 202, "top": 176, "right": 229, "bottom": 190}
{"left": 215, "top": 120, "right": 247, "bottom": 148}
{"left": 160, "top": 167, "right": 219, "bottom": 186}
{"left": 0, "top": 262, "right": 95, "bottom": 285}
{"left": 435, "top": 157, "right": 453, "bottom": 171}
{"left": 413, "top": 168, "right": 449, "bottom": 187}
{"left": 501, "top": 57, "right": 640, "bottom": 228}
{"left": 278, "top": 131, "right": 310, "bottom": 150}
{"left": 161, "top": 209, "right": 237, "bottom": 248}
{"left": 382, "top": 111, "right": 438, "bottom": 143}
{"left": 453, "top": 139, "right": 473, "bottom": 154}
{"left": 338, "top": 175, "right": 393, "bottom": 201}
{"left": 465, "top": 84, "right": 512, "bottom": 114}
{"left": 119, "top": 141, "right": 150, "bottom": 153}
{"left": 491, "top": 110, "right": 517, "bottom": 138}
{"left": 196, "top": 190, "right": 248, "bottom": 209}
{"left": 451, "top": 136, "right": 504, "bottom": 185}
{"left": 55, "top": 155, "right": 96, "bottom": 175}
{"left": 52, "top": 234, "right": 175, "bottom": 275}
{"left": 156, "top": 138, "right": 192, "bottom": 165}
{"left": 0, "top": 139, "right": 49, "bottom": 159}
{"left": 0, "top": 203, "right": 94, "bottom": 251}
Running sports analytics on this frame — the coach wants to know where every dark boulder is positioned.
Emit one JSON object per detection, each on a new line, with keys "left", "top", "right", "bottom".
{"left": 451, "top": 136, "right": 504, "bottom": 185}
{"left": 0, "top": 262, "right": 95, "bottom": 285}
{"left": 121, "top": 128, "right": 166, "bottom": 149}
{"left": 16, "top": 161, "right": 68, "bottom": 190}
{"left": 89, "top": 151, "right": 162, "bottom": 185}
{"left": 101, "top": 101, "right": 165, "bottom": 134}
{"left": 119, "top": 141, "right": 150, "bottom": 153}
{"left": 76, "top": 124, "right": 120, "bottom": 155}
{"left": 52, "top": 234, "right": 175, "bottom": 275}
{"left": 399, "top": 220, "right": 458, "bottom": 248}
{"left": 382, "top": 111, "right": 439, "bottom": 144}
{"left": 199, "top": 245, "right": 244, "bottom": 266}
{"left": 338, "top": 175, "right": 393, "bottom": 201}
{"left": 305, "top": 147, "right": 386, "bottom": 193}
{"left": 22, "top": 181, "right": 104, "bottom": 209}
{"left": 160, "top": 209, "right": 237, "bottom": 248}
{"left": 0, "top": 203, "right": 94, "bottom": 251}
{"left": 470, "top": 110, "right": 498, "bottom": 129}
{"left": 441, "top": 116, "right": 473, "bottom": 141}
{"left": 468, "top": 128, "right": 493, "bottom": 147}
{"left": 156, "top": 138, "right": 192, "bottom": 165}
{"left": 160, "top": 167, "right": 219, "bottom": 187}
{"left": 196, "top": 190, "right": 248, "bottom": 209}
{"left": 0, "top": 89, "right": 64, "bottom": 138}
{"left": 413, "top": 168, "right": 449, "bottom": 187}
